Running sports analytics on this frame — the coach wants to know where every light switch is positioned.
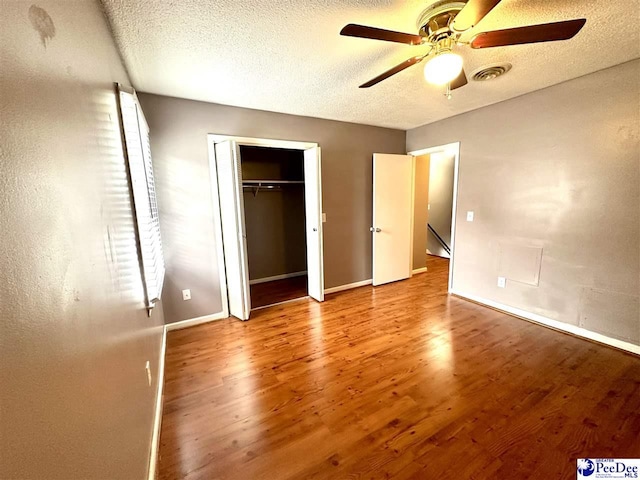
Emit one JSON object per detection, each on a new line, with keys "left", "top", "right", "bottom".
{"left": 466, "top": 211, "right": 474, "bottom": 222}
{"left": 322, "top": 213, "right": 327, "bottom": 223}
{"left": 428, "top": 203, "right": 431, "bottom": 210}
{"left": 182, "top": 289, "right": 191, "bottom": 301}
{"left": 497, "top": 277, "right": 506, "bottom": 288}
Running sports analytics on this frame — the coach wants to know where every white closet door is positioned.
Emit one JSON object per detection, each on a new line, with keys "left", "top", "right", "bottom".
{"left": 215, "top": 141, "right": 251, "bottom": 320}
{"left": 304, "top": 146, "right": 325, "bottom": 302}
{"left": 372, "top": 153, "right": 414, "bottom": 286}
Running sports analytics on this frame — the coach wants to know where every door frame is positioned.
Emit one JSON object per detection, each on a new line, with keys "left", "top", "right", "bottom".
{"left": 207, "top": 134, "right": 324, "bottom": 316}
{"left": 407, "top": 142, "right": 461, "bottom": 293}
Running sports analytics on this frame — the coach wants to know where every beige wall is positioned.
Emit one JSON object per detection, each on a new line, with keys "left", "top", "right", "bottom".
{"left": 413, "top": 154, "right": 430, "bottom": 270}
{"left": 138, "top": 93, "right": 406, "bottom": 324}
{"left": 0, "top": 1, "right": 164, "bottom": 478}
{"left": 407, "top": 60, "right": 640, "bottom": 345}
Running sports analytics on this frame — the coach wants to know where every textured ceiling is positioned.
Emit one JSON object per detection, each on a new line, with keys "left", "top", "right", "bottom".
{"left": 102, "top": 0, "right": 640, "bottom": 130}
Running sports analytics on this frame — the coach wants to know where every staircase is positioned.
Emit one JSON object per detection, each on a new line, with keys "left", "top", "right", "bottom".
{"left": 427, "top": 223, "right": 451, "bottom": 258}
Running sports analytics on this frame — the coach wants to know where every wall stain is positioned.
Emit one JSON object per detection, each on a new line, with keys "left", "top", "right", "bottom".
{"left": 28, "top": 5, "right": 55, "bottom": 47}
{"left": 617, "top": 125, "right": 639, "bottom": 150}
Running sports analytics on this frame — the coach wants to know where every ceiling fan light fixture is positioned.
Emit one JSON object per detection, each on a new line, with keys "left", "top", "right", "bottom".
{"left": 423, "top": 51, "right": 463, "bottom": 85}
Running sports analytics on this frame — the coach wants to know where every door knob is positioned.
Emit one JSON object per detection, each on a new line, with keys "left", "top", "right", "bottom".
{"left": 312, "top": 227, "right": 317, "bottom": 232}
{"left": 375, "top": 227, "right": 381, "bottom": 232}
{"left": 370, "top": 227, "right": 381, "bottom": 233}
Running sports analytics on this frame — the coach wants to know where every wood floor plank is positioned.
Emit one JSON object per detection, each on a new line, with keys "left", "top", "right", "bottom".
{"left": 158, "top": 257, "right": 640, "bottom": 479}
{"left": 250, "top": 275, "right": 308, "bottom": 309}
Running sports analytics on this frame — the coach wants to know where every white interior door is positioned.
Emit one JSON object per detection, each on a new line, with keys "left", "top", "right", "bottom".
{"left": 304, "top": 146, "right": 325, "bottom": 302}
{"left": 215, "top": 141, "right": 251, "bottom": 320}
{"left": 372, "top": 153, "right": 414, "bottom": 286}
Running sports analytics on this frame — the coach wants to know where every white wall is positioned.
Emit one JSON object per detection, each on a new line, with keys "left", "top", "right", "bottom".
{"left": 407, "top": 60, "right": 640, "bottom": 346}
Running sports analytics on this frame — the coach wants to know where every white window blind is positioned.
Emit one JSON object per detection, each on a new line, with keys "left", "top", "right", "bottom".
{"left": 117, "top": 85, "right": 165, "bottom": 310}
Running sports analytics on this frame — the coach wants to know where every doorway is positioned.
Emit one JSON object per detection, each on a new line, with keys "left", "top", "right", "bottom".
{"left": 420, "top": 151, "right": 455, "bottom": 258}
{"left": 370, "top": 144, "right": 459, "bottom": 291}
{"left": 409, "top": 143, "right": 460, "bottom": 292}
{"left": 240, "top": 145, "right": 308, "bottom": 309}
{"left": 208, "top": 135, "right": 324, "bottom": 321}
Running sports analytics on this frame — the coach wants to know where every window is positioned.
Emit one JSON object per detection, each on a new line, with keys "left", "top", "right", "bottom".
{"left": 117, "top": 84, "right": 165, "bottom": 312}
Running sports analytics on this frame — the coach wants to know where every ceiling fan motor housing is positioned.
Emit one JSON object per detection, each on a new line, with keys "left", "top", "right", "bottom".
{"left": 417, "top": 1, "right": 467, "bottom": 41}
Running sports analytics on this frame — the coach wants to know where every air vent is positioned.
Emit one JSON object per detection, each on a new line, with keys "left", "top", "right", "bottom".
{"left": 472, "top": 63, "right": 512, "bottom": 81}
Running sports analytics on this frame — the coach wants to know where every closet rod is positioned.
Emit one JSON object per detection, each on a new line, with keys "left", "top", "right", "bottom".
{"left": 241, "top": 180, "right": 304, "bottom": 197}
{"left": 242, "top": 184, "right": 285, "bottom": 198}
{"left": 241, "top": 180, "right": 304, "bottom": 185}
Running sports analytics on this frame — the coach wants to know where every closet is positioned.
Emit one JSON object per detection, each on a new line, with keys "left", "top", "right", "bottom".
{"left": 240, "top": 146, "right": 308, "bottom": 309}
{"left": 213, "top": 137, "right": 324, "bottom": 321}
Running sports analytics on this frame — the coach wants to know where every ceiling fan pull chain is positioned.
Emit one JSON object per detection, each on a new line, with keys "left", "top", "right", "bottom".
{"left": 444, "top": 83, "right": 452, "bottom": 100}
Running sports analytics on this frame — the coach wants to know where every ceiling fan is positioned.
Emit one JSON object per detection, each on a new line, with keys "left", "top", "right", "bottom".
{"left": 340, "top": 0, "right": 586, "bottom": 97}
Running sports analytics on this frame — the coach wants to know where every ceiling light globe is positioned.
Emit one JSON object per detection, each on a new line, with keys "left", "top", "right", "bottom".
{"left": 423, "top": 52, "right": 463, "bottom": 85}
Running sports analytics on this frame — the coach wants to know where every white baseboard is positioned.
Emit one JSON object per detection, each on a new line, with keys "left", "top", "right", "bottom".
{"left": 325, "top": 279, "right": 372, "bottom": 295}
{"left": 249, "top": 271, "right": 307, "bottom": 285}
{"left": 165, "top": 311, "right": 228, "bottom": 331}
{"left": 147, "top": 326, "right": 167, "bottom": 480}
{"left": 412, "top": 267, "right": 427, "bottom": 274}
{"left": 451, "top": 290, "right": 640, "bottom": 356}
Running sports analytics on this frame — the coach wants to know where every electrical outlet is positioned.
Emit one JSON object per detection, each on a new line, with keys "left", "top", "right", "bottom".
{"left": 466, "top": 211, "right": 474, "bottom": 222}
{"left": 497, "top": 277, "right": 506, "bottom": 288}
{"left": 182, "top": 289, "right": 191, "bottom": 301}
{"left": 145, "top": 361, "right": 152, "bottom": 386}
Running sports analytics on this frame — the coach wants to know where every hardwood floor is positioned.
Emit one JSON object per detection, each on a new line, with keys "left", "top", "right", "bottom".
{"left": 250, "top": 275, "right": 308, "bottom": 309}
{"left": 159, "top": 257, "right": 640, "bottom": 479}
{"left": 426, "top": 253, "right": 448, "bottom": 271}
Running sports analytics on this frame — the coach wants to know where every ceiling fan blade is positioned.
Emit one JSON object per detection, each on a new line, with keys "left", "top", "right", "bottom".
{"left": 341, "top": 24, "right": 423, "bottom": 45}
{"left": 452, "top": 0, "right": 503, "bottom": 32}
{"left": 450, "top": 68, "right": 468, "bottom": 90}
{"left": 360, "top": 55, "right": 425, "bottom": 88}
{"left": 470, "top": 19, "right": 586, "bottom": 48}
